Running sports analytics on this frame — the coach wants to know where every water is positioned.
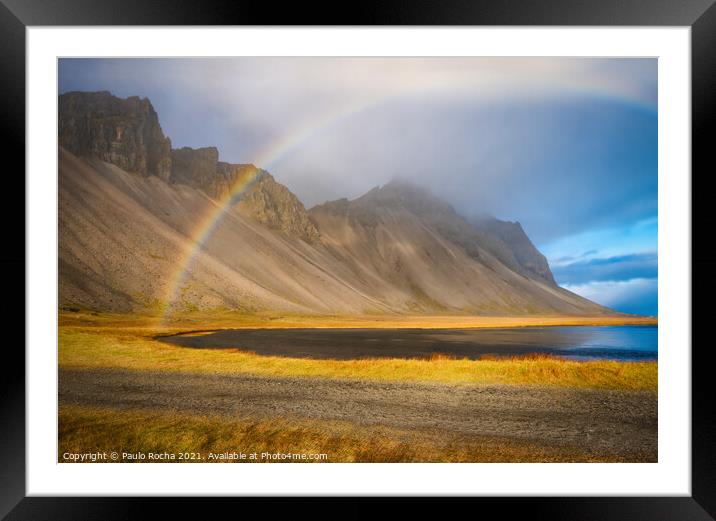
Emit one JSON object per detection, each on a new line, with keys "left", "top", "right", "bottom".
{"left": 159, "top": 325, "right": 657, "bottom": 362}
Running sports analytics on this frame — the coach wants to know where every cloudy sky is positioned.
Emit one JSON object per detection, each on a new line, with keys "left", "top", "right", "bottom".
{"left": 58, "top": 57, "right": 658, "bottom": 315}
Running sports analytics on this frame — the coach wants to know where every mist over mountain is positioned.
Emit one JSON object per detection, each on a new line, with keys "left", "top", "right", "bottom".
{"left": 58, "top": 91, "right": 613, "bottom": 316}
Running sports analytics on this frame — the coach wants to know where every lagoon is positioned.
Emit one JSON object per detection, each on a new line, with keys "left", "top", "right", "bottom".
{"left": 159, "top": 325, "right": 657, "bottom": 362}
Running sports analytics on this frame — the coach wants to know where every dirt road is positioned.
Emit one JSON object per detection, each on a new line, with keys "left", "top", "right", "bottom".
{"left": 59, "top": 368, "right": 657, "bottom": 460}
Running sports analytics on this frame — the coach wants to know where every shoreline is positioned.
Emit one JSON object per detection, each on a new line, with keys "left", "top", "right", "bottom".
{"left": 161, "top": 320, "right": 657, "bottom": 339}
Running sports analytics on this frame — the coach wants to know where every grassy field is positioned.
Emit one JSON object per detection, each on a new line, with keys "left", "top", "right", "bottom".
{"left": 60, "top": 405, "right": 641, "bottom": 463}
{"left": 58, "top": 312, "right": 657, "bottom": 391}
{"left": 60, "top": 309, "right": 657, "bottom": 331}
{"left": 58, "top": 311, "right": 657, "bottom": 463}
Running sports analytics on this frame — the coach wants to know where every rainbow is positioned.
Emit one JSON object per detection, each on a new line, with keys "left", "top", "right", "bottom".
{"left": 159, "top": 95, "right": 387, "bottom": 322}
{"left": 159, "top": 164, "right": 263, "bottom": 319}
{"left": 158, "top": 82, "right": 656, "bottom": 322}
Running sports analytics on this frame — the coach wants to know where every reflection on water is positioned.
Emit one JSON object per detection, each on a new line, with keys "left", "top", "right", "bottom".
{"left": 160, "top": 325, "right": 657, "bottom": 362}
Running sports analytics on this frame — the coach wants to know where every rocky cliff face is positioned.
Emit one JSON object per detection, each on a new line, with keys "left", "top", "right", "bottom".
{"left": 169, "top": 147, "right": 320, "bottom": 243}
{"left": 58, "top": 91, "right": 172, "bottom": 180}
{"left": 59, "top": 92, "right": 320, "bottom": 244}
{"left": 169, "top": 146, "right": 220, "bottom": 188}
{"left": 308, "top": 181, "right": 605, "bottom": 315}
{"left": 472, "top": 216, "right": 556, "bottom": 284}
{"left": 341, "top": 180, "right": 486, "bottom": 262}
{"left": 352, "top": 181, "right": 556, "bottom": 285}
{"left": 214, "top": 161, "right": 254, "bottom": 198}
{"left": 235, "top": 172, "right": 321, "bottom": 243}
{"left": 312, "top": 181, "right": 558, "bottom": 286}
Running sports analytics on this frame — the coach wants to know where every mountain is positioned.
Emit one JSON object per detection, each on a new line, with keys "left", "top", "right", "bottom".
{"left": 471, "top": 216, "right": 556, "bottom": 284}
{"left": 59, "top": 90, "right": 172, "bottom": 180}
{"left": 308, "top": 182, "right": 606, "bottom": 315}
{"left": 58, "top": 91, "right": 611, "bottom": 316}
{"left": 58, "top": 147, "right": 382, "bottom": 314}
{"left": 168, "top": 146, "right": 320, "bottom": 242}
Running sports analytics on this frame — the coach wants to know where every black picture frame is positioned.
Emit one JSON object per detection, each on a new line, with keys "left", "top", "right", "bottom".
{"left": 2, "top": 0, "right": 713, "bottom": 518}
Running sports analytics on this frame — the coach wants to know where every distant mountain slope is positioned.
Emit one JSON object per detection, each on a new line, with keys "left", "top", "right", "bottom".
{"left": 59, "top": 147, "right": 392, "bottom": 314}
{"left": 308, "top": 183, "right": 607, "bottom": 315}
{"left": 471, "top": 216, "right": 556, "bottom": 284}
{"left": 58, "top": 91, "right": 612, "bottom": 316}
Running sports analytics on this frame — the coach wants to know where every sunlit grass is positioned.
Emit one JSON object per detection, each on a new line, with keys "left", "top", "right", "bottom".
{"left": 59, "top": 309, "right": 658, "bottom": 331}
{"left": 58, "top": 312, "right": 657, "bottom": 391}
{"left": 59, "top": 405, "right": 641, "bottom": 463}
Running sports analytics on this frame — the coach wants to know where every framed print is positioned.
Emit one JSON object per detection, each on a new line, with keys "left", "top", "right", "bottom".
{"left": 3, "top": 0, "right": 714, "bottom": 518}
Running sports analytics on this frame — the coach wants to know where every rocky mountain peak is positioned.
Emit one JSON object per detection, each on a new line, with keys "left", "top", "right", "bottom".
{"left": 59, "top": 91, "right": 320, "bottom": 244}
{"left": 235, "top": 172, "right": 321, "bottom": 244}
{"left": 357, "top": 180, "right": 556, "bottom": 284}
{"left": 311, "top": 180, "right": 558, "bottom": 286}
{"left": 58, "top": 91, "right": 172, "bottom": 180}
{"left": 164, "top": 147, "right": 320, "bottom": 243}
{"left": 472, "top": 216, "right": 556, "bottom": 284}
{"left": 170, "top": 146, "right": 221, "bottom": 188}
{"left": 358, "top": 180, "right": 461, "bottom": 222}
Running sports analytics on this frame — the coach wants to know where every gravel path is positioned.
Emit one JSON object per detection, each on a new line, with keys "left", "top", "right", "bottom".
{"left": 59, "top": 368, "right": 657, "bottom": 460}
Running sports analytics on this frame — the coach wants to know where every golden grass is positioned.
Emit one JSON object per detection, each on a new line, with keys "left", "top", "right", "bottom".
{"left": 59, "top": 405, "right": 642, "bottom": 463}
{"left": 60, "top": 309, "right": 657, "bottom": 331}
{"left": 58, "top": 312, "right": 657, "bottom": 391}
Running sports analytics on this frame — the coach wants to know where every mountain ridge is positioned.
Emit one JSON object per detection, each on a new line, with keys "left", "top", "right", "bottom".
{"left": 311, "top": 180, "right": 556, "bottom": 285}
{"left": 58, "top": 91, "right": 613, "bottom": 316}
